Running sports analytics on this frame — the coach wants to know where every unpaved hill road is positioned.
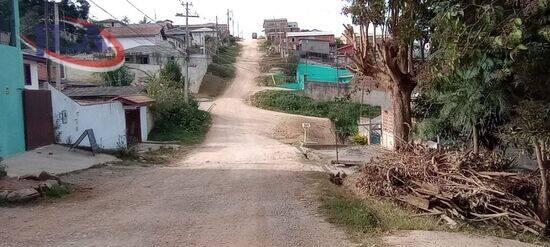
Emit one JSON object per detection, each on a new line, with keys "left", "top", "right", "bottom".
{"left": 0, "top": 40, "right": 351, "bottom": 247}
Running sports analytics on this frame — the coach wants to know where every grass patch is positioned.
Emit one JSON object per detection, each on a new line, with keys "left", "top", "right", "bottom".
{"left": 313, "top": 172, "right": 548, "bottom": 245}
{"left": 315, "top": 173, "right": 440, "bottom": 237}
{"left": 199, "top": 44, "right": 242, "bottom": 97}
{"left": 43, "top": 184, "right": 71, "bottom": 198}
{"left": 252, "top": 90, "right": 381, "bottom": 136}
{"left": 256, "top": 73, "right": 287, "bottom": 87}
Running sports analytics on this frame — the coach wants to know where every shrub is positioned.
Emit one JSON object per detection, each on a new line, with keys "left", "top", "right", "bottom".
{"left": 146, "top": 75, "right": 211, "bottom": 144}
{"left": 99, "top": 66, "right": 135, "bottom": 86}
{"left": 252, "top": 90, "right": 381, "bottom": 138}
{"left": 208, "top": 63, "right": 235, "bottom": 78}
{"left": 352, "top": 133, "right": 369, "bottom": 145}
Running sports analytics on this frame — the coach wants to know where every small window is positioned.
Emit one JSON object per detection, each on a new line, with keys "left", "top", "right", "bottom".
{"left": 137, "top": 55, "right": 149, "bottom": 64}
{"left": 23, "top": 64, "right": 32, "bottom": 85}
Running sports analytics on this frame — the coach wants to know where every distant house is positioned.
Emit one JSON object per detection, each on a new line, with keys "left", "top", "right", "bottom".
{"left": 298, "top": 39, "right": 335, "bottom": 59}
{"left": 263, "top": 18, "right": 288, "bottom": 42}
{"left": 105, "top": 23, "right": 167, "bottom": 50}
{"left": 288, "top": 22, "right": 300, "bottom": 32}
{"left": 191, "top": 27, "right": 217, "bottom": 47}
{"left": 336, "top": 44, "right": 354, "bottom": 67}
{"left": 285, "top": 31, "right": 336, "bottom": 50}
{"left": 96, "top": 19, "right": 125, "bottom": 28}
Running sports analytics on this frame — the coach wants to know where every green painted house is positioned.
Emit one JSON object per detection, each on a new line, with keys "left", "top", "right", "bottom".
{"left": 0, "top": 0, "right": 26, "bottom": 158}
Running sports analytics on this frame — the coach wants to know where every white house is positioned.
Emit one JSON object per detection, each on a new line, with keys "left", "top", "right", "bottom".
{"left": 191, "top": 27, "right": 217, "bottom": 46}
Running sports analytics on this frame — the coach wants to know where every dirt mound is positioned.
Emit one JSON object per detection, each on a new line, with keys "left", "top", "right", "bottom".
{"left": 270, "top": 116, "right": 334, "bottom": 145}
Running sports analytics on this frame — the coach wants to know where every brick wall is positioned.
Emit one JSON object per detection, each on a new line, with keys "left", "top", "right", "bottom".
{"left": 381, "top": 107, "right": 396, "bottom": 150}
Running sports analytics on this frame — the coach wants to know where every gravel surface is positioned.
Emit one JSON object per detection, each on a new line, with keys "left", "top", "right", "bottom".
{"left": 0, "top": 40, "right": 351, "bottom": 247}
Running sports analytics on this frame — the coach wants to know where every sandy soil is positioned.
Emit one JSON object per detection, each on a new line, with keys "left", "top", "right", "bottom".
{"left": 0, "top": 40, "right": 350, "bottom": 247}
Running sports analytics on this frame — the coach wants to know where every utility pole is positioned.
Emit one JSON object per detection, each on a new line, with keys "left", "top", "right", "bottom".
{"left": 215, "top": 16, "right": 219, "bottom": 53}
{"left": 226, "top": 9, "right": 230, "bottom": 36}
{"left": 176, "top": 2, "right": 199, "bottom": 103}
{"left": 232, "top": 11, "right": 235, "bottom": 37}
{"left": 54, "top": 1, "right": 61, "bottom": 89}
{"left": 44, "top": 0, "right": 51, "bottom": 84}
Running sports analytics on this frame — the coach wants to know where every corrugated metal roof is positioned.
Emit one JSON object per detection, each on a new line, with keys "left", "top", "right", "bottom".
{"left": 114, "top": 94, "right": 155, "bottom": 105}
{"left": 63, "top": 86, "right": 143, "bottom": 97}
{"left": 106, "top": 24, "right": 163, "bottom": 38}
{"left": 286, "top": 31, "right": 334, "bottom": 37}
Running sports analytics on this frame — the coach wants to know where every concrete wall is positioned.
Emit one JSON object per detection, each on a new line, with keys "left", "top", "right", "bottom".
{"left": 49, "top": 85, "right": 127, "bottom": 150}
{"left": 0, "top": 0, "right": 25, "bottom": 158}
{"left": 64, "top": 65, "right": 103, "bottom": 84}
{"left": 300, "top": 40, "right": 331, "bottom": 55}
{"left": 117, "top": 36, "right": 163, "bottom": 50}
{"left": 302, "top": 81, "right": 391, "bottom": 108}
{"left": 188, "top": 54, "right": 210, "bottom": 93}
{"left": 139, "top": 106, "right": 154, "bottom": 142}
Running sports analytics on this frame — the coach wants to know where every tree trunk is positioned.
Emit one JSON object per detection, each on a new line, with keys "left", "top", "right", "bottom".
{"left": 420, "top": 39, "right": 425, "bottom": 62}
{"left": 391, "top": 83, "right": 414, "bottom": 150}
{"left": 535, "top": 140, "right": 549, "bottom": 228}
{"left": 472, "top": 123, "right": 479, "bottom": 154}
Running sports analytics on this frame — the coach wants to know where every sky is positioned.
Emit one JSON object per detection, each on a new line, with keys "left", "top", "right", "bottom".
{"left": 88, "top": 0, "right": 353, "bottom": 38}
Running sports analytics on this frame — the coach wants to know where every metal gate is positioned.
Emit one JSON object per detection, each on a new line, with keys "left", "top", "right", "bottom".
{"left": 23, "top": 89, "right": 55, "bottom": 150}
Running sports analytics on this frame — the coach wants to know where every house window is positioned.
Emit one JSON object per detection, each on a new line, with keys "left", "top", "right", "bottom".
{"left": 23, "top": 64, "right": 32, "bottom": 85}
{"left": 137, "top": 55, "right": 149, "bottom": 64}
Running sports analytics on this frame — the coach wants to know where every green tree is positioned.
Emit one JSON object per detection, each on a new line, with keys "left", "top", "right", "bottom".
{"left": 159, "top": 60, "right": 184, "bottom": 88}
{"left": 121, "top": 16, "right": 130, "bottom": 24}
{"left": 100, "top": 66, "right": 135, "bottom": 86}
{"left": 343, "top": 0, "right": 432, "bottom": 149}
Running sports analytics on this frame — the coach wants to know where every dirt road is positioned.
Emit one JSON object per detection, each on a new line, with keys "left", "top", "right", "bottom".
{"left": 0, "top": 40, "right": 350, "bottom": 247}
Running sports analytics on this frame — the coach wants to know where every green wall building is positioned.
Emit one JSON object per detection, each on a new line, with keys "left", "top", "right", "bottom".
{"left": 0, "top": 0, "right": 26, "bottom": 158}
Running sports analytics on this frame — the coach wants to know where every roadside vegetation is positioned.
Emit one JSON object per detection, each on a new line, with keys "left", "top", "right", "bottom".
{"left": 337, "top": 0, "right": 550, "bottom": 240}
{"left": 313, "top": 173, "right": 545, "bottom": 245}
{"left": 146, "top": 60, "right": 211, "bottom": 145}
{"left": 199, "top": 38, "right": 242, "bottom": 97}
{"left": 99, "top": 66, "right": 135, "bottom": 86}
{"left": 257, "top": 40, "right": 298, "bottom": 87}
{"left": 251, "top": 90, "right": 380, "bottom": 137}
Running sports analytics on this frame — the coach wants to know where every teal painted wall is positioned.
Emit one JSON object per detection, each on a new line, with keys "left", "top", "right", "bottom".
{"left": 0, "top": 0, "right": 25, "bottom": 158}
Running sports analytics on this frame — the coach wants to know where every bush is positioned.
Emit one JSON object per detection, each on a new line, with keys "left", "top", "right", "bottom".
{"left": 99, "top": 66, "right": 135, "bottom": 86}
{"left": 0, "top": 158, "right": 6, "bottom": 178}
{"left": 352, "top": 133, "right": 369, "bottom": 145}
{"left": 208, "top": 63, "right": 236, "bottom": 78}
{"left": 146, "top": 62, "right": 211, "bottom": 144}
{"left": 208, "top": 44, "right": 242, "bottom": 80}
{"left": 252, "top": 90, "right": 381, "bottom": 137}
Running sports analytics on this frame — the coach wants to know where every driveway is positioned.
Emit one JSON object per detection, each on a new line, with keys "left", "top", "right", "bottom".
{"left": 0, "top": 40, "right": 351, "bottom": 247}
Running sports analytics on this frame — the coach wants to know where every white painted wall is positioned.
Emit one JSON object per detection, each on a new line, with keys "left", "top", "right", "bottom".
{"left": 49, "top": 85, "right": 127, "bottom": 150}
{"left": 23, "top": 60, "right": 39, "bottom": 90}
{"left": 117, "top": 36, "right": 163, "bottom": 50}
{"left": 191, "top": 32, "right": 216, "bottom": 46}
{"left": 139, "top": 106, "right": 154, "bottom": 142}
